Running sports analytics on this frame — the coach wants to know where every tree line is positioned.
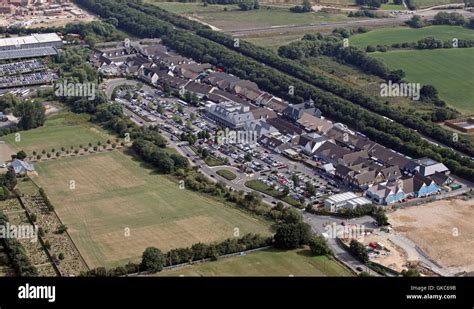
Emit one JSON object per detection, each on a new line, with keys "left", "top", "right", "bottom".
{"left": 0, "top": 211, "right": 38, "bottom": 276}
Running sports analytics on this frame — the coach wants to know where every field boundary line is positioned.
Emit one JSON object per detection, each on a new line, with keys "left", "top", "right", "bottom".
{"left": 126, "top": 245, "right": 273, "bottom": 277}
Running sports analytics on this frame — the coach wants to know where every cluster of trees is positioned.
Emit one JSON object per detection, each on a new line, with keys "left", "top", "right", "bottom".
{"left": 349, "top": 239, "right": 369, "bottom": 263}
{"left": 273, "top": 207, "right": 332, "bottom": 255}
{"left": 278, "top": 30, "right": 403, "bottom": 81}
{"left": 75, "top": 0, "right": 474, "bottom": 181}
{"left": 0, "top": 169, "right": 17, "bottom": 192}
{"left": 368, "top": 38, "right": 474, "bottom": 52}
{"left": 433, "top": 12, "right": 467, "bottom": 26}
{"left": 290, "top": 0, "right": 312, "bottom": 13}
{"left": 132, "top": 138, "right": 188, "bottom": 174}
{"left": 355, "top": 0, "right": 388, "bottom": 8}
{"left": 406, "top": 15, "right": 426, "bottom": 28}
{"left": 0, "top": 211, "right": 38, "bottom": 276}
{"left": 80, "top": 233, "right": 272, "bottom": 276}
{"left": 238, "top": 0, "right": 259, "bottom": 10}
{"left": 0, "top": 94, "right": 45, "bottom": 131}
{"left": 0, "top": 21, "right": 124, "bottom": 47}
{"left": 348, "top": 10, "right": 381, "bottom": 18}
{"left": 407, "top": 13, "right": 473, "bottom": 29}
{"left": 307, "top": 203, "right": 388, "bottom": 226}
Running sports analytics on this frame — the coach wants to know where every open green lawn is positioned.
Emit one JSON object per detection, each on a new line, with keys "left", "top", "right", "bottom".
{"left": 32, "top": 150, "right": 271, "bottom": 268}
{"left": 216, "top": 169, "right": 237, "bottom": 181}
{"left": 379, "top": 3, "right": 405, "bottom": 10}
{"left": 158, "top": 248, "right": 353, "bottom": 276}
{"left": 2, "top": 112, "right": 115, "bottom": 155}
{"left": 350, "top": 26, "right": 474, "bottom": 49}
{"left": 150, "top": 2, "right": 352, "bottom": 31}
{"left": 371, "top": 48, "right": 474, "bottom": 114}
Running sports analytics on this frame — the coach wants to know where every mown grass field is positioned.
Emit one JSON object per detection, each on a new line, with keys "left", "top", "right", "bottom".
{"left": 149, "top": 2, "right": 352, "bottom": 30}
{"left": 2, "top": 112, "right": 115, "bottom": 155}
{"left": 371, "top": 48, "right": 474, "bottom": 114}
{"left": 350, "top": 26, "right": 474, "bottom": 49}
{"left": 158, "top": 248, "right": 353, "bottom": 276}
{"left": 216, "top": 169, "right": 237, "bottom": 180}
{"left": 32, "top": 150, "right": 272, "bottom": 268}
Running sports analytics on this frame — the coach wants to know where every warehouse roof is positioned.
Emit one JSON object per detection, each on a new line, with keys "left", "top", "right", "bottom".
{"left": 0, "top": 33, "right": 62, "bottom": 48}
{"left": 0, "top": 46, "right": 58, "bottom": 60}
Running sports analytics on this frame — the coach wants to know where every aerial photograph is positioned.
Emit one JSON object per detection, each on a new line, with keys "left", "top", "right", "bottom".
{"left": 0, "top": 0, "right": 472, "bottom": 307}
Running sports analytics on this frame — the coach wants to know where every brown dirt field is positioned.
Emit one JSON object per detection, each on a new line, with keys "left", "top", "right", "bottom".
{"left": 362, "top": 234, "right": 408, "bottom": 272}
{"left": 388, "top": 198, "right": 474, "bottom": 274}
{"left": 0, "top": 142, "right": 15, "bottom": 165}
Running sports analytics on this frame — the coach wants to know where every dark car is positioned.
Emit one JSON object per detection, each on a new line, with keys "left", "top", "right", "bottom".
{"left": 356, "top": 267, "right": 363, "bottom": 272}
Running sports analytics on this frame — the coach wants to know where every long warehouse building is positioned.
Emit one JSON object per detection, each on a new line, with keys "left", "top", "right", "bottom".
{"left": 0, "top": 33, "right": 63, "bottom": 60}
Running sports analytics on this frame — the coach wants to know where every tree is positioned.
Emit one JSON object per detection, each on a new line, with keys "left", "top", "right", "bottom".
{"left": 274, "top": 222, "right": 312, "bottom": 249}
{"left": 140, "top": 247, "right": 165, "bottom": 272}
{"left": 14, "top": 100, "right": 46, "bottom": 130}
{"left": 290, "top": 0, "right": 312, "bottom": 12}
{"left": 309, "top": 235, "right": 332, "bottom": 256}
{"left": 239, "top": 0, "right": 259, "bottom": 10}
{"left": 16, "top": 150, "right": 27, "bottom": 160}
{"left": 406, "top": 15, "right": 425, "bottom": 28}
{"left": 349, "top": 239, "right": 369, "bottom": 263}
{"left": 244, "top": 153, "right": 252, "bottom": 162}
{"left": 306, "top": 182, "right": 316, "bottom": 196}
{"left": 401, "top": 268, "right": 420, "bottom": 277}
{"left": 281, "top": 207, "right": 303, "bottom": 224}
{"left": 5, "top": 169, "right": 17, "bottom": 190}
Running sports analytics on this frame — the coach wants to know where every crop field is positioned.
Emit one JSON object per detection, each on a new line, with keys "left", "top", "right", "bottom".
{"left": 32, "top": 150, "right": 272, "bottom": 268}
{"left": 158, "top": 248, "right": 353, "bottom": 276}
{"left": 149, "top": 2, "right": 352, "bottom": 31}
{"left": 2, "top": 112, "right": 115, "bottom": 155}
{"left": 350, "top": 26, "right": 474, "bottom": 49}
{"left": 371, "top": 48, "right": 474, "bottom": 114}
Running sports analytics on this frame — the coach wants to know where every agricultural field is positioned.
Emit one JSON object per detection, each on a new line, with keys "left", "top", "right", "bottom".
{"left": 32, "top": 150, "right": 272, "bottom": 268}
{"left": 158, "top": 248, "right": 353, "bottom": 276}
{"left": 2, "top": 112, "right": 115, "bottom": 156}
{"left": 350, "top": 26, "right": 474, "bottom": 49}
{"left": 371, "top": 48, "right": 474, "bottom": 114}
{"left": 149, "top": 2, "right": 353, "bottom": 31}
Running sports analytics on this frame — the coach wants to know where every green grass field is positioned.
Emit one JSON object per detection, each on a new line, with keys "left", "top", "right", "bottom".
{"left": 32, "top": 150, "right": 271, "bottom": 268}
{"left": 158, "top": 248, "right": 353, "bottom": 276}
{"left": 150, "top": 2, "right": 352, "bottom": 30}
{"left": 216, "top": 169, "right": 237, "bottom": 180}
{"left": 371, "top": 48, "right": 474, "bottom": 114}
{"left": 379, "top": 3, "right": 405, "bottom": 10}
{"left": 350, "top": 26, "right": 474, "bottom": 49}
{"left": 2, "top": 112, "right": 115, "bottom": 155}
